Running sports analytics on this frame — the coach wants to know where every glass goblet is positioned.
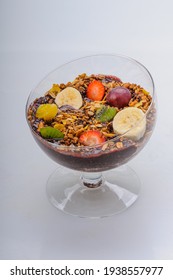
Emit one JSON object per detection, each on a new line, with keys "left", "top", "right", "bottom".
{"left": 26, "top": 54, "right": 156, "bottom": 218}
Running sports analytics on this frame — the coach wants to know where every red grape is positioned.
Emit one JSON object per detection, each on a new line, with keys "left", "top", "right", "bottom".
{"left": 106, "top": 87, "right": 131, "bottom": 108}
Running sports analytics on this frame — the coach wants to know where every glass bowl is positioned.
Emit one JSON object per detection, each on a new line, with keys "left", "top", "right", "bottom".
{"left": 26, "top": 54, "right": 156, "bottom": 218}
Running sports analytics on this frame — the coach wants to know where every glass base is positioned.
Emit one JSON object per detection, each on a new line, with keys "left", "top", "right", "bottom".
{"left": 46, "top": 166, "right": 140, "bottom": 218}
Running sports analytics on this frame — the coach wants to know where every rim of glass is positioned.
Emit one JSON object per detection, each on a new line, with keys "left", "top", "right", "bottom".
{"left": 26, "top": 53, "right": 155, "bottom": 151}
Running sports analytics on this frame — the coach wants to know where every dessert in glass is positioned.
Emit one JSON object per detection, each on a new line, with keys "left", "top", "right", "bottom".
{"left": 26, "top": 54, "right": 156, "bottom": 218}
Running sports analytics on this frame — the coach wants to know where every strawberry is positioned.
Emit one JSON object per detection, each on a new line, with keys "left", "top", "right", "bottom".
{"left": 79, "top": 130, "right": 106, "bottom": 146}
{"left": 87, "top": 80, "right": 105, "bottom": 101}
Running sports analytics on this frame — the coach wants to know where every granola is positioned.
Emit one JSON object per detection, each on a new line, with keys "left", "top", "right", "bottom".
{"left": 27, "top": 73, "right": 153, "bottom": 147}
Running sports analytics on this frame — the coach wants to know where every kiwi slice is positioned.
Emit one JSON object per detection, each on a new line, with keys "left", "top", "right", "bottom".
{"left": 40, "top": 126, "right": 64, "bottom": 139}
{"left": 96, "top": 105, "right": 117, "bottom": 122}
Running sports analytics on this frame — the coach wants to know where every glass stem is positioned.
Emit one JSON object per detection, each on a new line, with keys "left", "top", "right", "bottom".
{"left": 81, "top": 172, "right": 103, "bottom": 188}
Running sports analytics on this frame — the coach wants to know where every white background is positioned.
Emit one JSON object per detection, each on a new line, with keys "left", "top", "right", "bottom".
{"left": 0, "top": 0, "right": 173, "bottom": 259}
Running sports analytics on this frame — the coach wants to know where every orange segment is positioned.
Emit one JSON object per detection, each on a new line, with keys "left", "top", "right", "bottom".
{"left": 36, "top": 104, "right": 58, "bottom": 121}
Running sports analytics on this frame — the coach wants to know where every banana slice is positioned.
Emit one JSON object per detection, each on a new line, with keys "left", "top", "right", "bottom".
{"left": 55, "top": 87, "right": 83, "bottom": 109}
{"left": 113, "top": 107, "right": 146, "bottom": 141}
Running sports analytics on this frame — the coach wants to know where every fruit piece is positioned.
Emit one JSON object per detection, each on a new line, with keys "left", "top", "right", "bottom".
{"left": 53, "top": 123, "right": 65, "bottom": 132}
{"left": 87, "top": 80, "right": 105, "bottom": 101}
{"left": 40, "top": 126, "right": 64, "bottom": 139}
{"left": 142, "top": 88, "right": 149, "bottom": 95}
{"left": 105, "top": 75, "right": 122, "bottom": 82}
{"left": 112, "top": 107, "right": 146, "bottom": 141}
{"left": 106, "top": 86, "right": 131, "bottom": 108}
{"left": 79, "top": 130, "right": 106, "bottom": 146}
{"left": 49, "top": 84, "right": 61, "bottom": 93}
{"left": 96, "top": 105, "right": 117, "bottom": 122}
{"left": 36, "top": 104, "right": 58, "bottom": 121}
{"left": 55, "top": 87, "right": 83, "bottom": 109}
